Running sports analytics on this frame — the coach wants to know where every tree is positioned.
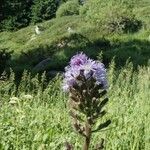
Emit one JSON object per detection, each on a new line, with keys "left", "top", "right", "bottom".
{"left": 31, "top": 0, "right": 58, "bottom": 23}
{"left": 0, "top": 0, "right": 33, "bottom": 31}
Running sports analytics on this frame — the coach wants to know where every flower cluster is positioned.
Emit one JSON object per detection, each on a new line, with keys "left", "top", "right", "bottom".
{"left": 63, "top": 53, "right": 110, "bottom": 150}
{"left": 63, "top": 53, "right": 108, "bottom": 92}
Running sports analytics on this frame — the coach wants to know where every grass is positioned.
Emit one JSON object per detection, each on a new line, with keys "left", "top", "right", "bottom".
{"left": 0, "top": 1, "right": 150, "bottom": 149}
{"left": 0, "top": 0, "right": 150, "bottom": 74}
{"left": 0, "top": 61, "right": 149, "bottom": 149}
{"left": 0, "top": 13, "right": 150, "bottom": 74}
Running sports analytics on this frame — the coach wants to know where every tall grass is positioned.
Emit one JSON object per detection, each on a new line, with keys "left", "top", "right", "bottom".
{"left": 0, "top": 61, "right": 149, "bottom": 149}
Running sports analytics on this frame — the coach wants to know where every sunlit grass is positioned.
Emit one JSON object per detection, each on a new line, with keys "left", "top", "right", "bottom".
{"left": 0, "top": 61, "right": 149, "bottom": 149}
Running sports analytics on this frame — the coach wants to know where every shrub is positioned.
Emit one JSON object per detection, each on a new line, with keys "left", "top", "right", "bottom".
{"left": 80, "top": 0, "right": 142, "bottom": 33}
{"left": 56, "top": 0, "right": 80, "bottom": 17}
{"left": 31, "top": 0, "right": 58, "bottom": 23}
{"left": 103, "top": 6, "right": 142, "bottom": 33}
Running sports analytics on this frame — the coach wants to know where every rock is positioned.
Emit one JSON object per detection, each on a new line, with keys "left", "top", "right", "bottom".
{"left": 46, "top": 70, "right": 63, "bottom": 77}
{"left": 35, "top": 25, "right": 44, "bottom": 35}
{"left": 67, "top": 27, "right": 75, "bottom": 34}
{"left": 33, "top": 58, "right": 52, "bottom": 72}
{"left": 33, "top": 58, "right": 63, "bottom": 77}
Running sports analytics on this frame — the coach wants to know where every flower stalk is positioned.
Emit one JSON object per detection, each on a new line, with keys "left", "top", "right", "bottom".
{"left": 83, "top": 121, "right": 91, "bottom": 150}
{"left": 63, "top": 53, "right": 111, "bottom": 150}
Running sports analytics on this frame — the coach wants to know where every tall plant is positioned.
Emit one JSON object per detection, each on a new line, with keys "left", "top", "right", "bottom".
{"left": 63, "top": 53, "right": 111, "bottom": 150}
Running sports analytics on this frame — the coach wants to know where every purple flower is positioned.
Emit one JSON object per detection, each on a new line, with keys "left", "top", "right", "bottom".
{"left": 62, "top": 52, "right": 108, "bottom": 92}
{"left": 70, "top": 53, "right": 88, "bottom": 67}
{"left": 62, "top": 66, "right": 81, "bottom": 91}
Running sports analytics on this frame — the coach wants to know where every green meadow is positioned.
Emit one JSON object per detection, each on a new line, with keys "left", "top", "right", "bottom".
{"left": 0, "top": 0, "right": 150, "bottom": 149}
{"left": 0, "top": 62, "right": 150, "bottom": 149}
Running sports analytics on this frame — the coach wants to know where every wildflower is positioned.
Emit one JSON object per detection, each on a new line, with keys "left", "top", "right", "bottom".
{"left": 22, "top": 94, "right": 33, "bottom": 100}
{"left": 63, "top": 52, "right": 110, "bottom": 150}
{"left": 9, "top": 97, "right": 19, "bottom": 104}
{"left": 70, "top": 52, "right": 88, "bottom": 66}
{"left": 63, "top": 53, "right": 108, "bottom": 92}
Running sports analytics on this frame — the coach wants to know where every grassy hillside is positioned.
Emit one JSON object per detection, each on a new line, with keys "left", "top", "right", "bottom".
{"left": 0, "top": 1, "right": 150, "bottom": 149}
{"left": 0, "top": 0, "right": 150, "bottom": 74}
{"left": 0, "top": 16, "right": 150, "bottom": 74}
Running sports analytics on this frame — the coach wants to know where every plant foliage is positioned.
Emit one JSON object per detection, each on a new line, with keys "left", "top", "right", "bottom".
{"left": 56, "top": 0, "right": 80, "bottom": 17}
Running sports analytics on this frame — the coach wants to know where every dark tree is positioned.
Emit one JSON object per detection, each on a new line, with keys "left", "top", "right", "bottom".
{"left": 31, "top": 0, "right": 59, "bottom": 23}
{"left": 0, "top": 0, "right": 33, "bottom": 31}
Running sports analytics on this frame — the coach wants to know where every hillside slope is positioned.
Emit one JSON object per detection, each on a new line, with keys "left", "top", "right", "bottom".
{"left": 0, "top": 5, "right": 150, "bottom": 74}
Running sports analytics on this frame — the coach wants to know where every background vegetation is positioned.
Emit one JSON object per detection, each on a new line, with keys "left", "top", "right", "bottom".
{"left": 0, "top": 0, "right": 150, "bottom": 75}
{"left": 0, "top": 0, "right": 150, "bottom": 149}
{"left": 0, "top": 61, "right": 149, "bottom": 149}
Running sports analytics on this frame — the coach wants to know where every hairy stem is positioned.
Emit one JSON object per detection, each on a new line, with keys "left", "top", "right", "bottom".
{"left": 83, "top": 121, "right": 91, "bottom": 150}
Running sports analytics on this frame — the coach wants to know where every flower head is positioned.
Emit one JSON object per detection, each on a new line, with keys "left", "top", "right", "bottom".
{"left": 63, "top": 52, "right": 108, "bottom": 92}
{"left": 70, "top": 53, "right": 88, "bottom": 67}
{"left": 64, "top": 53, "right": 110, "bottom": 150}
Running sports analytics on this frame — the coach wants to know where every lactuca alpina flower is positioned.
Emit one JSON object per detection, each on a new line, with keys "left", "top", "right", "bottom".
{"left": 70, "top": 52, "right": 88, "bottom": 66}
{"left": 63, "top": 53, "right": 108, "bottom": 92}
{"left": 63, "top": 52, "right": 111, "bottom": 150}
